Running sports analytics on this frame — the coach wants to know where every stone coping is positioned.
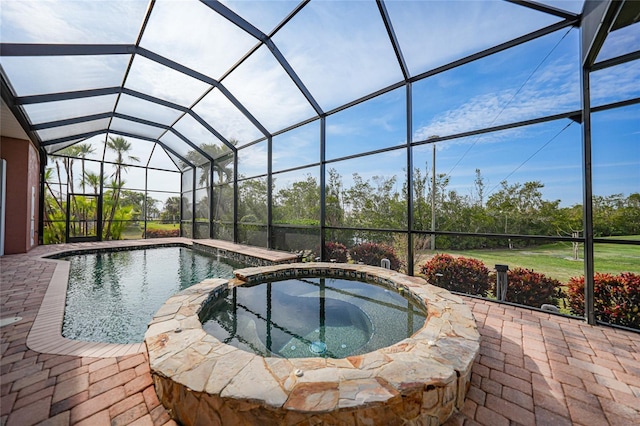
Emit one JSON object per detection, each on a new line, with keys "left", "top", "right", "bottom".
{"left": 26, "top": 238, "right": 300, "bottom": 358}
{"left": 145, "top": 263, "right": 481, "bottom": 425}
{"left": 193, "top": 240, "right": 301, "bottom": 265}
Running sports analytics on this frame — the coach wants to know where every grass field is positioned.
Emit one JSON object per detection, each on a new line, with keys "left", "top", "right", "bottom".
{"left": 120, "top": 221, "right": 179, "bottom": 239}
{"left": 415, "top": 237, "right": 640, "bottom": 284}
{"left": 145, "top": 221, "right": 180, "bottom": 231}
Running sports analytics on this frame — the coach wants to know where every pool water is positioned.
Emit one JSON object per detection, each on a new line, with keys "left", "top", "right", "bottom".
{"left": 62, "top": 246, "right": 242, "bottom": 344}
{"left": 199, "top": 277, "right": 427, "bottom": 358}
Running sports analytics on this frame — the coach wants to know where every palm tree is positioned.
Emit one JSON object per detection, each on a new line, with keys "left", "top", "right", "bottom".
{"left": 75, "top": 143, "right": 95, "bottom": 193}
{"left": 57, "top": 145, "right": 82, "bottom": 235}
{"left": 107, "top": 136, "right": 139, "bottom": 187}
{"left": 70, "top": 143, "right": 96, "bottom": 234}
{"left": 185, "top": 142, "right": 235, "bottom": 188}
{"left": 43, "top": 168, "right": 64, "bottom": 213}
{"left": 52, "top": 156, "right": 64, "bottom": 202}
{"left": 58, "top": 145, "right": 82, "bottom": 193}
{"left": 104, "top": 136, "right": 140, "bottom": 239}
{"left": 82, "top": 171, "right": 102, "bottom": 196}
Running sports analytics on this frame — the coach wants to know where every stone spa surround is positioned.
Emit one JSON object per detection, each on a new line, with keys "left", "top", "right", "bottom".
{"left": 145, "top": 263, "right": 481, "bottom": 425}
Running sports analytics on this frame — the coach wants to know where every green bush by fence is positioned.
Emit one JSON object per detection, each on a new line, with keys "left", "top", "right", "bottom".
{"left": 567, "top": 272, "right": 640, "bottom": 329}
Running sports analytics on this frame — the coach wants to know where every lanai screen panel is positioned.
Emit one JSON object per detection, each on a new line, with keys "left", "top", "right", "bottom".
{"left": 0, "top": 1, "right": 147, "bottom": 44}
{"left": 0, "top": 0, "right": 592, "bottom": 156}
{"left": 273, "top": 0, "right": 403, "bottom": 111}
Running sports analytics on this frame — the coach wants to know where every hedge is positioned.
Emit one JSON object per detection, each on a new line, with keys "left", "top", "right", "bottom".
{"left": 420, "top": 254, "right": 490, "bottom": 296}
{"left": 567, "top": 272, "right": 640, "bottom": 329}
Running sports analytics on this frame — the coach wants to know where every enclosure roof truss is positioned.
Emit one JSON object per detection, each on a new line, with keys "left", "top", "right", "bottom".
{"left": 0, "top": 0, "right": 635, "bottom": 169}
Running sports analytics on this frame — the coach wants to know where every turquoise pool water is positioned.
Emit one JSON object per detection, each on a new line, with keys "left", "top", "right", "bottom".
{"left": 200, "top": 277, "right": 427, "bottom": 358}
{"left": 62, "top": 246, "right": 242, "bottom": 344}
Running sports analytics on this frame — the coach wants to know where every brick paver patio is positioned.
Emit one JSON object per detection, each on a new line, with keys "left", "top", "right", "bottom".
{"left": 1, "top": 241, "right": 639, "bottom": 425}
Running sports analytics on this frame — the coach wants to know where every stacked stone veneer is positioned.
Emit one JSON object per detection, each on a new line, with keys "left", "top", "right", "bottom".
{"left": 145, "top": 263, "right": 480, "bottom": 426}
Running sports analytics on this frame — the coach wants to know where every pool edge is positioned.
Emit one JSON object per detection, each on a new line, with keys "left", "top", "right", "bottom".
{"left": 26, "top": 238, "right": 301, "bottom": 357}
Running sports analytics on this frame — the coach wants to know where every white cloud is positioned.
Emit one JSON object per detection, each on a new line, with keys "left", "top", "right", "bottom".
{"left": 326, "top": 123, "right": 360, "bottom": 137}
{"left": 238, "top": 142, "right": 268, "bottom": 178}
{"left": 596, "top": 23, "right": 640, "bottom": 62}
{"left": 272, "top": 1, "right": 403, "bottom": 112}
{"left": 590, "top": 60, "right": 640, "bottom": 105}
{"left": 386, "top": 0, "right": 560, "bottom": 77}
{"left": 0, "top": 0, "right": 146, "bottom": 43}
{"left": 413, "top": 59, "right": 581, "bottom": 142}
{"left": 140, "top": 0, "right": 257, "bottom": 81}
{"left": 222, "top": 45, "right": 316, "bottom": 133}
{"left": 192, "top": 88, "right": 264, "bottom": 146}
{"left": 2, "top": 54, "right": 130, "bottom": 97}
{"left": 220, "top": 0, "right": 299, "bottom": 35}
{"left": 125, "top": 55, "right": 211, "bottom": 107}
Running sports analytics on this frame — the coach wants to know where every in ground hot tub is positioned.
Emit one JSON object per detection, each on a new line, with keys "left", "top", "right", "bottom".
{"left": 145, "top": 263, "right": 480, "bottom": 425}
{"left": 199, "top": 274, "right": 427, "bottom": 359}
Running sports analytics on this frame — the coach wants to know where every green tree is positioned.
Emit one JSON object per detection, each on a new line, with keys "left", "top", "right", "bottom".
{"left": 104, "top": 137, "right": 139, "bottom": 239}
{"left": 343, "top": 173, "right": 405, "bottom": 244}
{"left": 42, "top": 168, "right": 66, "bottom": 243}
{"left": 325, "top": 168, "right": 344, "bottom": 228}
{"left": 58, "top": 145, "right": 79, "bottom": 193}
{"left": 238, "top": 178, "right": 268, "bottom": 223}
{"left": 75, "top": 143, "right": 95, "bottom": 192}
{"left": 185, "top": 142, "right": 235, "bottom": 188}
{"left": 273, "top": 174, "right": 320, "bottom": 225}
{"left": 411, "top": 165, "right": 431, "bottom": 230}
{"left": 473, "top": 168, "right": 486, "bottom": 207}
{"left": 82, "top": 171, "right": 102, "bottom": 195}
{"left": 119, "top": 191, "right": 159, "bottom": 222}
{"left": 486, "top": 180, "right": 545, "bottom": 235}
{"left": 592, "top": 193, "right": 640, "bottom": 236}
{"left": 620, "top": 193, "right": 640, "bottom": 235}
{"left": 161, "top": 196, "right": 181, "bottom": 223}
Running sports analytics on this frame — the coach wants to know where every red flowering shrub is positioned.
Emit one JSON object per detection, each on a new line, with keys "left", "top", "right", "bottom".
{"left": 349, "top": 242, "right": 403, "bottom": 271}
{"left": 497, "top": 267, "right": 563, "bottom": 308}
{"left": 144, "top": 228, "right": 180, "bottom": 238}
{"left": 420, "top": 254, "right": 490, "bottom": 296}
{"left": 567, "top": 272, "right": 640, "bottom": 329}
{"left": 324, "top": 241, "right": 348, "bottom": 263}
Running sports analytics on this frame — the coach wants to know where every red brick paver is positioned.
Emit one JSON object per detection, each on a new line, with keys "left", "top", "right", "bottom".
{"left": 1, "top": 244, "right": 174, "bottom": 426}
{"left": 445, "top": 298, "right": 640, "bottom": 426}
{"left": 2, "top": 241, "right": 639, "bottom": 425}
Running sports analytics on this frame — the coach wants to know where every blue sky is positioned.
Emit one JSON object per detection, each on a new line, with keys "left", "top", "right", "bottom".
{"left": 1, "top": 0, "right": 638, "bottom": 208}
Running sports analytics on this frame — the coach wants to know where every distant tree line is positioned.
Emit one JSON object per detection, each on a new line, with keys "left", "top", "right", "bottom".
{"left": 228, "top": 166, "right": 639, "bottom": 251}
{"left": 45, "top": 138, "right": 638, "bottom": 248}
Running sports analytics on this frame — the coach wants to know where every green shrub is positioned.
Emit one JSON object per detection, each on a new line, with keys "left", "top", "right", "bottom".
{"left": 324, "top": 241, "right": 348, "bottom": 263}
{"left": 107, "top": 206, "right": 133, "bottom": 240}
{"left": 420, "top": 254, "right": 490, "bottom": 296}
{"left": 497, "top": 267, "right": 563, "bottom": 308}
{"left": 349, "top": 242, "right": 403, "bottom": 271}
{"left": 144, "top": 228, "right": 180, "bottom": 238}
{"left": 567, "top": 272, "right": 640, "bottom": 329}
{"left": 43, "top": 211, "right": 66, "bottom": 244}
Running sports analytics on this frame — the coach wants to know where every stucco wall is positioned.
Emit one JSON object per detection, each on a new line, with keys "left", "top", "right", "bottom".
{"left": 0, "top": 136, "right": 40, "bottom": 254}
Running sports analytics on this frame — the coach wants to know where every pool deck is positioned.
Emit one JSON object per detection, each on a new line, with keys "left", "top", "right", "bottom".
{"left": 1, "top": 239, "right": 639, "bottom": 425}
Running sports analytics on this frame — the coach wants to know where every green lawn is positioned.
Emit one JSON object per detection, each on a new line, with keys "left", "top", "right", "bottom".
{"left": 145, "top": 221, "right": 180, "bottom": 231}
{"left": 119, "top": 221, "right": 179, "bottom": 239}
{"left": 416, "top": 237, "right": 640, "bottom": 284}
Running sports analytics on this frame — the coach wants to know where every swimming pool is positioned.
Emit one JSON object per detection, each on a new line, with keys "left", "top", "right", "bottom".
{"left": 61, "top": 246, "right": 243, "bottom": 344}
